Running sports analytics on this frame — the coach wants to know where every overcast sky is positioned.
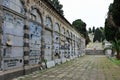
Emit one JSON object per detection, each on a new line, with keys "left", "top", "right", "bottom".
{"left": 59, "top": 0, "right": 113, "bottom": 29}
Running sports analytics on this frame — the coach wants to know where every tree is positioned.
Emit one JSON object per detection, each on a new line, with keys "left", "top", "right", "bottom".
{"left": 99, "top": 27, "right": 106, "bottom": 41}
{"left": 72, "top": 19, "right": 90, "bottom": 45}
{"left": 104, "top": 1, "right": 120, "bottom": 41}
{"left": 104, "top": 0, "right": 120, "bottom": 59}
{"left": 112, "top": 0, "right": 120, "bottom": 40}
{"left": 88, "top": 27, "right": 92, "bottom": 33}
{"left": 112, "top": 0, "right": 120, "bottom": 26}
{"left": 48, "top": 0, "right": 64, "bottom": 16}
{"left": 92, "top": 26, "right": 95, "bottom": 34}
{"left": 105, "top": 19, "right": 117, "bottom": 41}
{"left": 93, "top": 28, "right": 102, "bottom": 42}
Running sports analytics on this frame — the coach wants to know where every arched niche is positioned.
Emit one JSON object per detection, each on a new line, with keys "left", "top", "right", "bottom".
{"left": 70, "top": 32, "right": 72, "bottom": 38}
{"left": 73, "top": 34, "right": 75, "bottom": 40}
{"left": 54, "top": 23, "right": 60, "bottom": 32}
{"left": 45, "top": 17, "right": 52, "bottom": 29}
{"left": 66, "top": 30, "right": 70, "bottom": 37}
{"left": 60, "top": 27, "right": 65, "bottom": 35}
{"left": 30, "top": 6, "right": 42, "bottom": 24}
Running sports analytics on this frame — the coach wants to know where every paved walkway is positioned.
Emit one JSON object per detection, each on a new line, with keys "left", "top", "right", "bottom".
{"left": 14, "top": 55, "right": 120, "bottom": 80}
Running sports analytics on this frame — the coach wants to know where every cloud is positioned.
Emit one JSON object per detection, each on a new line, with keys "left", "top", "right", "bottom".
{"left": 59, "top": 0, "right": 113, "bottom": 29}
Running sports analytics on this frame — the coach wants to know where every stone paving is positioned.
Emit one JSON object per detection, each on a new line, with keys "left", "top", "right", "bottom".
{"left": 13, "top": 55, "right": 120, "bottom": 80}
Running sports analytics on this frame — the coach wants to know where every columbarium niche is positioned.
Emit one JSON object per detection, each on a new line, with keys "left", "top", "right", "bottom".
{"left": 75, "top": 36, "right": 78, "bottom": 56}
{"left": 69, "top": 32, "right": 73, "bottom": 57}
{"left": 1, "top": 12, "right": 24, "bottom": 70}
{"left": 53, "top": 23, "right": 60, "bottom": 59}
{"left": 44, "top": 17, "right": 52, "bottom": 61}
{"left": 29, "top": 22, "right": 42, "bottom": 65}
{"left": 64, "top": 30, "right": 70, "bottom": 58}
{"left": 60, "top": 27, "right": 65, "bottom": 58}
{"left": 72, "top": 35, "right": 75, "bottom": 55}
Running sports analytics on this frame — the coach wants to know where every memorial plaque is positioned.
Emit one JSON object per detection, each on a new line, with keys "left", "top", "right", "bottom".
{"left": 2, "top": 57, "right": 23, "bottom": 70}
{"left": 29, "top": 56, "right": 40, "bottom": 64}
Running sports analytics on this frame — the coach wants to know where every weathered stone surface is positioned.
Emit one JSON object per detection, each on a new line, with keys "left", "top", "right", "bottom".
{"left": 86, "top": 50, "right": 104, "bottom": 55}
{"left": 46, "top": 60, "right": 55, "bottom": 68}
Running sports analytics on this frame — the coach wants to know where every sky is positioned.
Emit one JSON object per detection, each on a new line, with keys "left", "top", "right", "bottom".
{"left": 59, "top": 0, "right": 113, "bottom": 29}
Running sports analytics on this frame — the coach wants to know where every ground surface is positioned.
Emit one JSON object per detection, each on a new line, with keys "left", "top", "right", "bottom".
{"left": 13, "top": 55, "right": 120, "bottom": 80}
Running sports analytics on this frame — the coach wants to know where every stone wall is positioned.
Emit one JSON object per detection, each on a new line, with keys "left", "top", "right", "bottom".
{"left": 0, "top": 0, "right": 85, "bottom": 80}
{"left": 86, "top": 50, "right": 104, "bottom": 55}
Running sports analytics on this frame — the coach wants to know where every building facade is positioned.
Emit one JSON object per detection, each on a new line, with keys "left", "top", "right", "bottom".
{"left": 0, "top": 0, "right": 85, "bottom": 80}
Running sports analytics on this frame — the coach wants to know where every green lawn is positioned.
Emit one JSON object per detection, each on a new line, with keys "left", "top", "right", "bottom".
{"left": 110, "top": 57, "right": 120, "bottom": 66}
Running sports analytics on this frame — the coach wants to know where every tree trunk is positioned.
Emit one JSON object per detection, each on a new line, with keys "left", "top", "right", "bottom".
{"left": 116, "top": 52, "right": 120, "bottom": 60}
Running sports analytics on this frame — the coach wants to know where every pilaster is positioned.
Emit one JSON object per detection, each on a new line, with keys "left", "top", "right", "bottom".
{"left": 23, "top": 20, "right": 30, "bottom": 74}
{"left": 52, "top": 30, "right": 54, "bottom": 60}
{"left": 0, "top": 4, "right": 3, "bottom": 70}
{"left": 41, "top": 24, "right": 45, "bottom": 62}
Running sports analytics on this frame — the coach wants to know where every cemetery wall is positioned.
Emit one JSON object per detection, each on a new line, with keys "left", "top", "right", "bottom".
{"left": 0, "top": 0, "right": 85, "bottom": 80}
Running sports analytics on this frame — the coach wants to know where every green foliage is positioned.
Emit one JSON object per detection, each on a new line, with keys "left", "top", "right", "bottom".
{"left": 109, "top": 3, "right": 113, "bottom": 13}
{"left": 92, "top": 26, "right": 95, "bottom": 34}
{"left": 93, "top": 28, "right": 102, "bottom": 42}
{"left": 99, "top": 27, "right": 106, "bottom": 41}
{"left": 72, "top": 19, "right": 86, "bottom": 34}
{"left": 112, "top": 0, "right": 120, "bottom": 26}
{"left": 111, "top": 58, "right": 120, "bottom": 66}
{"left": 104, "top": 39, "right": 120, "bottom": 59}
{"left": 48, "top": 0, "right": 64, "bottom": 16}
{"left": 104, "top": 0, "right": 120, "bottom": 42}
{"left": 88, "top": 27, "right": 92, "bottom": 33}
{"left": 111, "top": 39, "right": 120, "bottom": 53}
{"left": 72, "top": 19, "right": 90, "bottom": 45}
{"left": 104, "top": 19, "right": 117, "bottom": 42}
{"left": 93, "top": 27, "right": 105, "bottom": 42}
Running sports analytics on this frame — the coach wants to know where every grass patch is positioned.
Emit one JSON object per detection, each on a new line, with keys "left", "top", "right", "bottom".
{"left": 110, "top": 57, "right": 120, "bottom": 66}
